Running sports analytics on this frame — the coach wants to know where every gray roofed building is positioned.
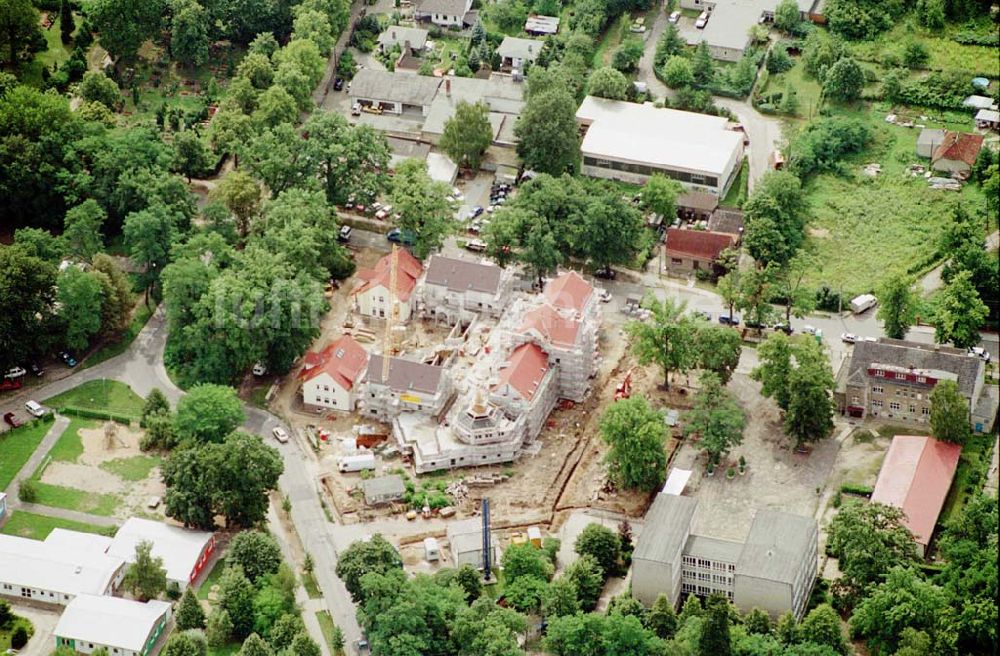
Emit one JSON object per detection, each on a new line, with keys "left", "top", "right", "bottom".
{"left": 633, "top": 493, "right": 698, "bottom": 565}
{"left": 917, "top": 128, "right": 946, "bottom": 158}
{"left": 349, "top": 69, "right": 442, "bottom": 112}
{"left": 447, "top": 517, "right": 499, "bottom": 568}
{"left": 414, "top": 0, "right": 474, "bottom": 27}
{"left": 737, "top": 510, "right": 816, "bottom": 585}
{"left": 844, "top": 339, "right": 982, "bottom": 399}
{"left": 524, "top": 14, "right": 559, "bottom": 35}
{"left": 422, "top": 76, "right": 525, "bottom": 145}
{"left": 498, "top": 36, "right": 543, "bottom": 69}
{"left": 425, "top": 256, "right": 504, "bottom": 294}
{"left": 378, "top": 25, "right": 429, "bottom": 52}
{"left": 365, "top": 355, "right": 445, "bottom": 394}
{"left": 679, "top": 0, "right": 817, "bottom": 61}
{"left": 708, "top": 208, "right": 744, "bottom": 236}
{"left": 417, "top": 255, "right": 514, "bottom": 324}
{"left": 684, "top": 535, "right": 742, "bottom": 563}
{"left": 362, "top": 475, "right": 406, "bottom": 505}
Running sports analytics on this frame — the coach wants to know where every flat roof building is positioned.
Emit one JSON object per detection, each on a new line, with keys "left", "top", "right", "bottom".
{"left": 0, "top": 532, "right": 126, "bottom": 605}
{"left": 422, "top": 76, "right": 525, "bottom": 146}
{"left": 576, "top": 97, "right": 744, "bottom": 196}
{"left": 349, "top": 69, "right": 442, "bottom": 116}
{"left": 54, "top": 594, "right": 171, "bottom": 656}
{"left": 679, "top": 0, "right": 819, "bottom": 61}
{"left": 107, "top": 518, "right": 216, "bottom": 590}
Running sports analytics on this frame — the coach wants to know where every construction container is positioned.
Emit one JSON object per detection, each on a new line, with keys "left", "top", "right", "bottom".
{"left": 527, "top": 527, "right": 542, "bottom": 548}
{"left": 337, "top": 452, "right": 376, "bottom": 473}
{"left": 424, "top": 537, "right": 441, "bottom": 562}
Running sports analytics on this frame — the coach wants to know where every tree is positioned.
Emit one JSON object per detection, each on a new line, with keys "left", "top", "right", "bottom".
{"left": 611, "top": 38, "right": 643, "bottom": 73}
{"left": 124, "top": 540, "right": 167, "bottom": 601}
{"left": 289, "top": 634, "right": 321, "bottom": 656}
{"left": 752, "top": 332, "right": 793, "bottom": 409}
{"left": 515, "top": 86, "right": 579, "bottom": 175}
{"left": 219, "top": 565, "right": 257, "bottom": 639}
{"left": 173, "top": 130, "right": 211, "bottom": 182}
{"left": 62, "top": 199, "right": 107, "bottom": 262}
{"left": 440, "top": 101, "right": 492, "bottom": 170}
{"left": 388, "top": 159, "right": 453, "bottom": 259}
{"left": 227, "top": 530, "right": 282, "bottom": 583}
{"left": 849, "top": 566, "right": 952, "bottom": 654}
{"left": 237, "top": 633, "right": 273, "bottom": 656}
{"left": 542, "top": 576, "right": 581, "bottom": 618}
{"left": 0, "top": 0, "right": 42, "bottom": 65}
{"left": 588, "top": 67, "right": 630, "bottom": 100}
{"left": 662, "top": 56, "right": 694, "bottom": 88}
{"left": 88, "top": 0, "right": 167, "bottom": 61}
{"left": 293, "top": 9, "right": 333, "bottom": 55}
{"left": 171, "top": 0, "right": 210, "bottom": 66}
{"left": 599, "top": 396, "right": 668, "bottom": 492}
{"left": 176, "top": 587, "right": 207, "bottom": 630}
{"left": 91, "top": 253, "right": 134, "bottom": 335}
{"left": 684, "top": 372, "right": 745, "bottom": 463}
{"left": 274, "top": 38, "right": 325, "bottom": 88}
{"left": 504, "top": 574, "right": 547, "bottom": 613}
{"left": 642, "top": 174, "right": 682, "bottom": 221}
{"left": 875, "top": 274, "right": 917, "bottom": 339}
{"left": 454, "top": 564, "right": 483, "bottom": 604}
{"left": 699, "top": 594, "right": 732, "bottom": 656}
{"left": 564, "top": 554, "right": 605, "bottom": 611}
{"left": 823, "top": 57, "right": 864, "bottom": 102}
{"left": 774, "top": 0, "right": 801, "bottom": 32}
{"left": 212, "top": 432, "right": 283, "bottom": 527}
{"left": 933, "top": 270, "right": 988, "bottom": 349}
{"left": 781, "top": 83, "right": 800, "bottom": 114}
{"left": 60, "top": 0, "right": 74, "bottom": 43}
{"left": 799, "top": 604, "right": 846, "bottom": 655}
{"left": 58, "top": 268, "right": 104, "bottom": 351}
{"left": 78, "top": 71, "right": 122, "bottom": 111}
{"left": 901, "top": 40, "right": 929, "bottom": 69}
{"left": 175, "top": 384, "right": 245, "bottom": 443}
{"left": 237, "top": 52, "right": 275, "bottom": 90}
{"left": 252, "top": 85, "right": 298, "bottom": 129}
{"left": 828, "top": 501, "right": 917, "bottom": 601}
{"left": 13, "top": 227, "right": 62, "bottom": 263}
{"left": 502, "top": 542, "right": 553, "bottom": 583}
{"left": 645, "top": 594, "right": 678, "bottom": 639}
{"left": 206, "top": 608, "right": 234, "bottom": 647}
{"left": 825, "top": 0, "right": 903, "bottom": 40}
{"left": 574, "top": 523, "right": 621, "bottom": 577}
{"left": 654, "top": 23, "right": 684, "bottom": 68}
{"left": 694, "top": 325, "right": 742, "bottom": 384}
{"left": 929, "top": 379, "right": 971, "bottom": 446}
{"left": 335, "top": 535, "right": 403, "bottom": 602}
{"left": 123, "top": 204, "right": 178, "bottom": 305}
{"left": 210, "top": 108, "right": 254, "bottom": 165}
{"left": 775, "top": 612, "right": 798, "bottom": 645}
{"left": 744, "top": 608, "right": 772, "bottom": 636}
{"left": 742, "top": 171, "right": 806, "bottom": 268}
{"left": 300, "top": 111, "right": 391, "bottom": 206}
{"left": 692, "top": 41, "right": 715, "bottom": 87}
{"left": 577, "top": 194, "right": 645, "bottom": 277}
{"left": 783, "top": 339, "right": 835, "bottom": 447}
{"left": 212, "top": 170, "right": 261, "bottom": 240}
{"left": 270, "top": 613, "right": 306, "bottom": 651}
{"left": 626, "top": 297, "right": 697, "bottom": 389}
{"left": 163, "top": 630, "right": 208, "bottom": 656}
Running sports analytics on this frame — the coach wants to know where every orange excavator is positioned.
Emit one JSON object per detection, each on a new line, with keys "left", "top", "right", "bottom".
{"left": 614, "top": 368, "right": 634, "bottom": 401}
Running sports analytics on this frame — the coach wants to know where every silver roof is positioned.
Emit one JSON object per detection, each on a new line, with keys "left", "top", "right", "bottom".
{"left": 633, "top": 493, "right": 698, "bottom": 564}
{"left": 349, "top": 69, "right": 441, "bottom": 107}
{"left": 737, "top": 509, "right": 816, "bottom": 584}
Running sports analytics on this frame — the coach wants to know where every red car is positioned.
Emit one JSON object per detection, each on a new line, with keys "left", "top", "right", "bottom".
{"left": 0, "top": 378, "right": 23, "bottom": 392}
{"left": 3, "top": 412, "right": 23, "bottom": 428}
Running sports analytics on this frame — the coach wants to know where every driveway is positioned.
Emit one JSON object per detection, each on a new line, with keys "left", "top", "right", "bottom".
{"left": 636, "top": 1, "right": 670, "bottom": 101}
{"left": 711, "top": 96, "right": 784, "bottom": 191}
{"left": 12, "top": 603, "right": 60, "bottom": 656}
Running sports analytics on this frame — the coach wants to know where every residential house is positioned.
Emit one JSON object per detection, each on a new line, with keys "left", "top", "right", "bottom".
{"left": 497, "top": 36, "right": 543, "bottom": 72}
{"left": 107, "top": 517, "right": 215, "bottom": 591}
{"left": 916, "top": 128, "right": 946, "bottom": 158}
{"left": 931, "top": 131, "right": 985, "bottom": 174}
{"left": 349, "top": 68, "right": 442, "bottom": 115}
{"left": 835, "top": 338, "right": 995, "bottom": 433}
{"left": 414, "top": 0, "right": 473, "bottom": 27}
{"left": 417, "top": 255, "right": 515, "bottom": 324}
{"left": 576, "top": 96, "right": 744, "bottom": 195}
{"left": 632, "top": 494, "right": 817, "bottom": 619}
{"left": 871, "top": 435, "right": 961, "bottom": 556}
{"left": 362, "top": 355, "right": 453, "bottom": 420}
{"left": 524, "top": 15, "right": 559, "bottom": 35}
{"left": 54, "top": 595, "right": 171, "bottom": 656}
{"left": 664, "top": 228, "right": 737, "bottom": 276}
{"left": 299, "top": 334, "right": 370, "bottom": 412}
{"left": 0, "top": 532, "right": 126, "bottom": 605}
{"left": 707, "top": 208, "right": 745, "bottom": 236}
{"left": 421, "top": 76, "right": 525, "bottom": 147}
{"left": 680, "top": 0, "right": 822, "bottom": 61}
{"left": 353, "top": 248, "right": 423, "bottom": 323}
{"left": 447, "top": 517, "right": 499, "bottom": 569}
{"left": 377, "top": 25, "right": 429, "bottom": 54}
{"left": 975, "top": 109, "right": 1000, "bottom": 131}
{"left": 362, "top": 475, "right": 407, "bottom": 505}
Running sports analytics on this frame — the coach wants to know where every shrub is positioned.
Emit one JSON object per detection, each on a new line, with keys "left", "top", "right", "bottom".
{"left": 57, "top": 405, "right": 134, "bottom": 424}
{"left": 11, "top": 625, "right": 29, "bottom": 649}
{"left": 18, "top": 479, "right": 38, "bottom": 503}
{"left": 839, "top": 483, "right": 873, "bottom": 497}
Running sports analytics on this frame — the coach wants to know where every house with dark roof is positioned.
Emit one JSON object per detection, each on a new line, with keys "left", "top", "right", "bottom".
{"left": 299, "top": 334, "right": 370, "bottom": 412}
{"left": 871, "top": 435, "right": 961, "bottom": 556}
{"left": 362, "top": 355, "right": 453, "bottom": 420}
{"left": 835, "top": 338, "right": 994, "bottom": 433}
{"left": 352, "top": 249, "right": 423, "bottom": 323}
{"left": 348, "top": 68, "right": 442, "bottom": 115}
{"left": 664, "top": 228, "right": 737, "bottom": 276}
{"left": 931, "top": 131, "right": 985, "bottom": 174}
{"left": 416, "top": 255, "right": 514, "bottom": 324}
{"left": 413, "top": 0, "right": 474, "bottom": 27}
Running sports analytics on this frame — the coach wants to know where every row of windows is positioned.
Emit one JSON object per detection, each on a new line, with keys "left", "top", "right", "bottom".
{"left": 870, "top": 400, "right": 929, "bottom": 415}
{"left": 582, "top": 156, "right": 720, "bottom": 187}
{"left": 682, "top": 555, "right": 735, "bottom": 572}
{"left": 872, "top": 369, "right": 929, "bottom": 384}
{"left": 682, "top": 582, "right": 734, "bottom": 600}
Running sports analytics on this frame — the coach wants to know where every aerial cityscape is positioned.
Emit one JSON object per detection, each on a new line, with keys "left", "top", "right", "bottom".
{"left": 0, "top": 0, "right": 996, "bottom": 654}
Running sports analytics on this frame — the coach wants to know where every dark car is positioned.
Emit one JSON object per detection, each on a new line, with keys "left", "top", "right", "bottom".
{"left": 3, "top": 412, "right": 22, "bottom": 428}
{"left": 386, "top": 228, "right": 416, "bottom": 245}
{"left": 28, "top": 362, "right": 44, "bottom": 377}
{"left": 773, "top": 323, "right": 794, "bottom": 335}
{"left": 718, "top": 314, "right": 741, "bottom": 326}
{"left": 594, "top": 269, "right": 616, "bottom": 280}
{"left": 334, "top": 77, "right": 344, "bottom": 91}
{"left": 58, "top": 351, "right": 78, "bottom": 367}
{"left": 0, "top": 378, "right": 23, "bottom": 392}
{"left": 744, "top": 319, "right": 765, "bottom": 329}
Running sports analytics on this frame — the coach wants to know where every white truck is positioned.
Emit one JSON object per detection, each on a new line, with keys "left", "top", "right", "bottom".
{"left": 337, "top": 452, "right": 377, "bottom": 473}
{"left": 850, "top": 294, "right": 878, "bottom": 314}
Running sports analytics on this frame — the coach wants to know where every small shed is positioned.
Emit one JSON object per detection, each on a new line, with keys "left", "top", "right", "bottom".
{"left": 676, "top": 192, "right": 719, "bottom": 221}
{"left": 423, "top": 537, "right": 441, "bottom": 562}
{"left": 447, "top": 518, "right": 498, "bottom": 569}
{"left": 916, "top": 128, "right": 946, "bottom": 158}
{"left": 963, "top": 95, "right": 997, "bottom": 111}
{"left": 527, "top": 527, "right": 542, "bottom": 548}
{"left": 362, "top": 475, "right": 406, "bottom": 506}
{"left": 975, "top": 109, "right": 1000, "bottom": 131}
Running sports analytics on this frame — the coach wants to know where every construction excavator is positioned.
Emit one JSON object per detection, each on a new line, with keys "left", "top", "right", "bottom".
{"left": 614, "top": 368, "right": 634, "bottom": 401}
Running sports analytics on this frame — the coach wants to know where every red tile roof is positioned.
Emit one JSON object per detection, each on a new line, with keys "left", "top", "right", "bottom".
{"left": 495, "top": 343, "right": 550, "bottom": 401}
{"left": 871, "top": 435, "right": 961, "bottom": 547}
{"left": 664, "top": 228, "right": 736, "bottom": 262}
{"left": 520, "top": 304, "right": 580, "bottom": 347}
{"left": 932, "top": 131, "right": 985, "bottom": 167}
{"left": 298, "top": 334, "right": 369, "bottom": 390}
{"left": 353, "top": 249, "right": 423, "bottom": 302}
{"left": 544, "top": 271, "right": 593, "bottom": 314}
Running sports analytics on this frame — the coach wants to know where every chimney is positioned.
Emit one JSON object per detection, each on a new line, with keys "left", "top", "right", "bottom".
{"left": 445, "top": 78, "right": 451, "bottom": 95}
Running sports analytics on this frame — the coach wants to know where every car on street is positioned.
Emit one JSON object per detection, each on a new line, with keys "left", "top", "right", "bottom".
{"left": 840, "top": 332, "right": 858, "bottom": 344}
{"left": 386, "top": 228, "right": 416, "bottom": 245}
{"left": 772, "top": 322, "right": 793, "bottom": 334}
{"left": 58, "top": 351, "right": 77, "bottom": 367}
{"left": 465, "top": 238, "right": 487, "bottom": 252}
{"left": 718, "top": 314, "right": 741, "bottom": 326}
{"left": 668, "top": 10, "right": 680, "bottom": 22}
{"left": 252, "top": 362, "right": 267, "bottom": 376}
{"left": 333, "top": 77, "right": 344, "bottom": 91}
{"left": 0, "top": 379, "right": 22, "bottom": 392}
{"left": 272, "top": 427, "right": 290, "bottom": 444}
{"left": 28, "top": 362, "right": 43, "bottom": 377}
{"left": 4, "top": 367, "right": 26, "bottom": 379}
{"left": 354, "top": 639, "right": 370, "bottom": 655}
{"left": 338, "top": 225, "right": 353, "bottom": 242}
{"left": 594, "top": 269, "right": 616, "bottom": 280}
{"left": 802, "top": 325, "right": 818, "bottom": 335}
{"left": 25, "top": 400, "right": 45, "bottom": 418}
{"left": 466, "top": 206, "right": 484, "bottom": 221}
{"left": 969, "top": 346, "right": 991, "bottom": 362}
{"left": 3, "top": 412, "right": 22, "bottom": 428}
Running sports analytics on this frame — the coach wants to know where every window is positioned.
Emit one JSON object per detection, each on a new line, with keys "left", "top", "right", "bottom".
{"left": 873, "top": 385, "right": 884, "bottom": 394}
{"left": 323, "top": 385, "right": 330, "bottom": 392}
{"left": 851, "top": 395, "right": 860, "bottom": 404}
{"left": 698, "top": 571, "right": 710, "bottom": 582}
{"left": 683, "top": 555, "right": 696, "bottom": 566}
{"left": 909, "top": 405, "right": 916, "bottom": 413}
{"left": 917, "top": 376, "right": 926, "bottom": 383}
{"left": 922, "top": 407, "right": 930, "bottom": 416}
{"left": 671, "top": 258, "right": 683, "bottom": 265}
{"left": 872, "top": 400, "right": 883, "bottom": 408}
{"left": 873, "top": 369, "right": 884, "bottom": 377}
{"left": 698, "top": 558, "right": 711, "bottom": 568}
{"left": 896, "top": 372, "right": 907, "bottom": 380}
{"left": 889, "top": 401, "right": 901, "bottom": 411}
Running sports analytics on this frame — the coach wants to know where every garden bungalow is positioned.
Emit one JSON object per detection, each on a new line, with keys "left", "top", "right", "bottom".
{"left": 377, "top": 26, "right": 429, "bottom": 55}
{"left": 497, "top": 36, "right": 543, "bottom": 72}
{"left": 663, "top": 228, "right": 737, "bottom": 276}
{"left": 54, "top": 595, "right": 171, "bottom": 656}
{"left": 414, "top": 0, "right": 474, "bottom": 28}
{"left": 975, "top": 109, "right": 999, "bottom": 131}
{"left": 931, "top": 131, "right": 985, "bottom": 174}
{"left": 349, "top": 69, "right": 442, "bottom": 116}
{"left": 524, "top": 15, "right": 559, "bottom": 35}
{"left": 107, "top": 517, "right": 215, "bottom": 591}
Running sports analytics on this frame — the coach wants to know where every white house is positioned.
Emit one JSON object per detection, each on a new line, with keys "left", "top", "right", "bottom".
{"left": 54, "top": 595, "right": 171, "bottom": 656}
{"left": 353, "top": 248, "right": 423, "bottom": 323}
{"left": 414, "top": 0, "right": 473, "bottom": 27}
{"left": 107, "top": 518, "right": 216, "bottom": 591}
{"left": 0, "top": 532, "right": 125, "bottom": 605}
{"left": 299, "top": 334, "right": 370, "bottom": 412}
{"left": 417, "top": 254, "right": 515, "bottom": 324}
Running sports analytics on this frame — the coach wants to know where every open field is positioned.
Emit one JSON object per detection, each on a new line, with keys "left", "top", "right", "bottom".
{"left": 848, "top": 21, "right": 1000, "bottom": 78}
{"left": 45, "top": 379, "right": 146, "bottom": 418}
{"left": 0, "top": 418, "right": 54, "bottom": 489}
{"left": 0, "top": 509, "right": 111, "bottom": 541}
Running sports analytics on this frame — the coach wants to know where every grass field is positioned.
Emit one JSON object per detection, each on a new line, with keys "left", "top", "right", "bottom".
{"left": 45, "top": 379, "right": 147, "bottom": 418}
{"left": 84, "top": 304, "right": 155, "bottom": 369}
{"left": 0, "top": 509, "right": 110, "bottom": 540}
{"left": 30, "top": 481, "right": 120, "bottom": 516}
{"left": 198, "top": 557, "right": 228, "bottom": 600}
{"left": 316, "top": 610, "right": 340, "bottom": 650}
{"left": 848, "top": 21, "right": 1000, "bottom": 78}
{"left": 47, "top": 417, "right": 99, "bottom": 463}
{"left": 0, "top": 418, "right": 53, "bottom": 489}
{"left": 99, "top": 455, "right": 161, "bottom": 481}
{"left": 761, "top": 57, "right": 823, "bottom": 120}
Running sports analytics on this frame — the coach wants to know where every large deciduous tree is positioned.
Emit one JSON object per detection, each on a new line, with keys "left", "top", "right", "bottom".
{"left": 683, "top": 372, "right": 745, "bottom": 463}
{"left": 933, "top": 269, "right": 988, "bottom": 349}
{"left": 227, "top": 530, "right": 282, "bottom": 583}
{"left": 515, "top": 85, "right": 579, "bottom": 175}
{"left": 212, "top": 170, "right": 261, "bottom": 240}
{"left": 57, "top": 267, "right": 105, "bottom": 351}
{"left": 170, "top": 0, "right": 210, "bottom": 67}
{"left": 599, "top": 396, "right": 668, "bottom": 492}
{"left": 641, "top": 174, "right": 682, "bottom": 222}
{"left": 124, "top": 540, "right": 168, "bottom": 601}
{"left": 849, "top": 566, "right": 953, "bottom": 654}
{"left": 626, "top": 296, "right": 697, "bottom": 389}
{"left": 929, "top": 379, "right": 971, "bottom": 446}
{"left": 742, "top": 170, "right": 806, "bottom": 268}
{"left": 388, "top": 159, "right": 453, "bottom": 259}
{"left": 828, "top": 501, "right": 917, "bottom": 602}
{"left": 577, "top": 194, "right": 645, "bottom": 277}
{"left": 823, "top": 56, "right": 864, "bottom": 102}
{"left": 0, "top": 0, "right": 42, "bottom": 65}
{"left": 783, "top": 338, "right": 835, "bottom": 447}
{"left": 574, "top": 523, "right": 621, "bottom": 577}
{"left": 62, "top": 199, "right": 107, "bottom": 262}
{"left": 695, "top": 324, "right": 742, "bottom": 384}
{"left": 175, "top": 383, "right": 246, "bottom": 443}
{"left": 876, "top": 274, "right": 918, "bottom": 339}
{"left": 335, "top": 534, "right": 403, "bottom": 603}
{"left": 751, "top": 332, "right": 793, "bottom": 410}
{"left": 301, "top": 111, "right": 390, "bottom": 205}
{"left": 440, "top": 100, "right": 493, "bottom": 171}
{"left": 588, "top": 66, "right": 630, "bottom": 100}
{"left": 88, "top": 0, "right": 167, "bottom": 61}
{"left": 123, "top": 204, "right": 178, "bottom": 305}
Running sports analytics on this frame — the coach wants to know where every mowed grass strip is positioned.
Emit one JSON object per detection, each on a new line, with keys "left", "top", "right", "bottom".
{"left": 99, "top": 455, "right": 161, "bottom": 482}
{"left": 0, "top": 509, "right": 111, "bottom": 541}
{"left": 30, "top": 481, "right": 120, "bottom": 517}
{"left": 47, "top": 417, "right": 100, "bottom": 463}
{"left": 0, "top": 419, "right": 53, "bottom": 489}
{"left": 45, "top": 379, "right": 146, "bottom": 418}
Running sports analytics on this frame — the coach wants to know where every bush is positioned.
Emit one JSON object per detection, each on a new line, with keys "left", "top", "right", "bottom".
{"left": 56, "top": 405, "right": 134, "bottom": 424}
{"left": 839, "top": 483, "right": 873, "bottom": 497}
{"left": 766, "top": 47, "right": 794, "bottom": 74}
{"left": 11, "top": 625, "right": 29, "bottom": 649}
{"left": 18, "top": 479, "right": 38, "bottom": 503}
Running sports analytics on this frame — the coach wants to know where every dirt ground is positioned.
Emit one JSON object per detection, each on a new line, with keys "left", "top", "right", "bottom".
{"left": 39, "top": 423, "right": 165, "bottom": 519}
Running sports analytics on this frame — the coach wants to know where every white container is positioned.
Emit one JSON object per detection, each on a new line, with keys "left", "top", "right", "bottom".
{"left": 337, "top": 452, "right": 376, "bottom": 473}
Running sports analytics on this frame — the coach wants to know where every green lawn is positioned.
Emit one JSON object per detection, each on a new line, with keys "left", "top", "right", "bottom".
{"left": 83, "top": 304, "right": 155, "bottom": 369}
{"left": 0, "top": 509, "right": 111, "bottom": 540}
{"left": 207, "top": 643, "right": 241, "bottom": 656}
{"left": 316, "top": 610, "right": 340, "bottom": 650}
{"left": 198, "top": 556, "right": 228, "bottom": 600}
{"left": 721, "top": 157, "right": 748, "bottom": 208}
{"left": 45, "top": 379, "right": 147, "bottom": 418}
{"left": 939, "top": 434, "right": 994, "bottom": 528}
{"left": 17, "top": 13, "right": 77, "bottom": 86}
{"left": 30, "top": 481, "right": 120, "bottom": 516}
{"left": 0, "top": 616, "right": 34, "bottom": 650}
{"left": 99, "top": 455, "right": 161, "bottom": 481}
{"left": 48, "top": 417, "right": 99, "bottom": 464}
{"left": 303, "top": 570, "right": 322, "bottom": 599}
{"left": 848, "top": 21, "right": 999, "bottom": 78}
{"left": 0, "top": 418, "right": 54, "bottom": 489}
{"left": 761, "top": 56, "right": 823, "bottom": 120}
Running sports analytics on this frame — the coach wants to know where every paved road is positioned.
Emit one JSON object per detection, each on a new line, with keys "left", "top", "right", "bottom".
{"left": 712, "top": 96, "right": 784, "bottom": 191}
{"left": 636, "top": 1, "right": 670, "bottom": 101}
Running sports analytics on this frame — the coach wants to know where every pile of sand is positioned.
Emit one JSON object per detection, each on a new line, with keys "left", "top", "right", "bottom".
{"left": 78, "top": 423, "right": 145, "bottom": 464}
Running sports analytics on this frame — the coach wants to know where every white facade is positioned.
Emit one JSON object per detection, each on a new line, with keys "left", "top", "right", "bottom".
{"left": 355, "top": 282, "right": 415, "bottom": 323}
{"left": 303, "top": 370, "right": 355, "bottom": 411}
{"left": 0, "top": 533, "right": 126, "bottom": 606}
{"left": 415, "top": 0, "right": 473, "bottom": 27}
{"left": 417, "top": 255, "right": 515, "bottom": 325}
{"left": 54, "top": 595, "right": 171, "bottom": 656}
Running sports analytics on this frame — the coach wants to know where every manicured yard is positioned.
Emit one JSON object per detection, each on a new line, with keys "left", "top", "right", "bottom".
{"left": 29, "top": 481, "right": 120, "bottom": 516}
{"left": 45, "top": 379, "right": 147, "bottom": 418}
{"left": 83, "top": 303, "right": 156, "bottom": 369}
{"left": 198, "top": 556, "right": 228, "bottom": 600}
{"left": 0, "top": 418, "right": 54, "bottom": 489}
{"left": 99, "top": 455, "right": 162, "bottom": 481}
{"left": 0, "top": 509, "right": 110, "bottom": 540}
{"left": 48, "top": 417, "right": 99, "bottom": 463}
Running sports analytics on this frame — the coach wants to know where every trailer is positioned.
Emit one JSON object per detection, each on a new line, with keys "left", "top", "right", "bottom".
{"left": 850, "top": 294, "right": 877, "bottom": 314}
{"left": 337, "top": 452, "right": 377, "bottom": 473}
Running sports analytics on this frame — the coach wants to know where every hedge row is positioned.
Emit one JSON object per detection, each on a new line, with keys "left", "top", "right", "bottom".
{"left": 57, "top": 406, "right": 135, "bottom": 425}
{"left": 840, "top": 483, "right": 874, "bottom": 497}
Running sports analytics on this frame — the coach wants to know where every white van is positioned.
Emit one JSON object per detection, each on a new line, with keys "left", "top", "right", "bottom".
{"left": 24, "top": 400, "right": 45, "bottom": 417}
{"left": 850, "top": 294, "right": 878, "bottom": 314}
{"left": 695, "top": 11, "right": 709, "bottom": 28}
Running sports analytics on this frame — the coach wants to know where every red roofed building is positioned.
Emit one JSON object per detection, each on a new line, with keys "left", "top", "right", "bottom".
{"left": 520, "top": 304, "right": 580, "bottom": 347}
{"left": 494, "top": 343, "right": 551, "bottom": 402}
{"left": 544, "top": 271, "right": 594, "bottom": 317}
{"left": 352, "top": 249, "right": 423, "bottom": 323}
{"left": 871, "top": 435, "right": 962, "bottom": 556}
{"left": 299, "top": 335, "right": 370, "bottom": 412}
{"left": 931, "top": 131, "right": 985, "bottom": 175}
{"left": 664, "top": 228, "right": 737, "bottom": 276}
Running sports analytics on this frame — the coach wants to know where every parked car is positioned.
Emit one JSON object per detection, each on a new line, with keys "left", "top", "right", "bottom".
{"left": 334, "top": 77, "right": 344, "bottom": 91}
{"left": 375, "top": 205, "right": 393, "bottom": 220}
{"left": 802, "top": 325, "right": 818, "bottom": 335}
{"left": 773, "top": 322, "right": 794, "bottom": 334}
{"left": 58, "top": 351, "right": 77, "bottom": 367}
{"left": 840, "top": 332, "right": 858, "bottom": 344}
{"left": 354, "top": 638, "right": 370, "bottom": 655}
{"left": 272, "top": 426, "right": 290, "bottom": 444}
{"left": 695, "top": 10, "right": 709, "bottom": 27}
{"left": 466, "top": 206, "right": 484, "bottom": 221}
{"left": 451, "top": 188, "right": 464, "bottom": 200}
{"left": 744, "top": 319, "right": 765, "bottom": 329}
{"left": 0, "top": 379, "right": 22, "bottom": 392}
{"left": 252, "top": 362, "right": 267, "bottom": 376}
{"left": 3, "top": 412, "right": 22, "bottom": 428}
{"left": 598, "top": 289, "right": 612, "bottom": 303}
{"left": 594, "top": 269, "right": 616, "bottom": 280}
{"left": 386, "top": 228, "right": 416, "bottom": 245}
{"left": 668, "top": 10, "right": 680, "bottom": 22}
{"left": 338, "top": 225, "right": 353, "bottom": 242}
{"left": 465, "top": 238, "right": 487, "bottom": 252}
{"left": 28, "top": 362, "right": 43, "bottom": 377}
{"left": 4, "top": 366, "right": 26, "bottom": 380}
{"left": 24, "top": 400, "right": 45, "bottom": 418}
{"left": 351, "top": 102, "right": 361, "bottom": 116}
{"left": 969, "top": 346, "right": 991, "bottom": 362}
{"left": 718, "top": 314, "right": 741, "bottom": 326}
